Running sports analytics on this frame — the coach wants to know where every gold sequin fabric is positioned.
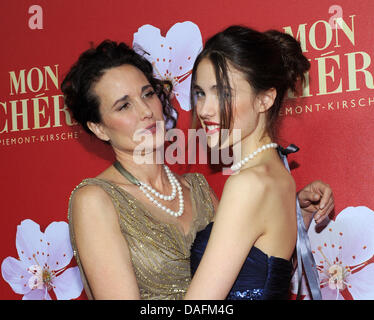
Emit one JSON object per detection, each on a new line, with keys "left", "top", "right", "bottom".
{"left": 68, "top": 173, "right": 215, "bottom": 300}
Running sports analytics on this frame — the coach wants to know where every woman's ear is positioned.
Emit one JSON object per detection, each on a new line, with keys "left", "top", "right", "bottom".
{"left": 257, "top": 88, "right": 277, "bottom": 112}
{"left": 87, "top": 121, "right": 110, "bottom": 142}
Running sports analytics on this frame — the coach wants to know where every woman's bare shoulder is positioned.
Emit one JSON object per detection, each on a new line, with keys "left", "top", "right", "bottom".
{"left": 220, "top": 164, "right": 295, "bottom": 221}
{"left": 70, "top": 182, "right": 119, "bottom": 226}
{"left": 224, "top": 165, "right": 270, "bottom": 196}
{"left": 71, "top": 182, "right": 111, "bottom": 204}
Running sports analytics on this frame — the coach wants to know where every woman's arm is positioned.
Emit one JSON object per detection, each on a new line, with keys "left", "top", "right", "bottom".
{"left": 184, "top": 172, "right": 267, "bottom": 300}
{"left": 71, "top": 185, "right": 140, "bottom": 299}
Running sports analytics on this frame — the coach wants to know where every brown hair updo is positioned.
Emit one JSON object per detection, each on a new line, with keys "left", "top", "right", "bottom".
{"left": 190, "top": 25, "right": 310, "bottom": 140}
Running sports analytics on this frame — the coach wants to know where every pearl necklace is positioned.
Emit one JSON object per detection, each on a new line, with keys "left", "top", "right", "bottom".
{"left": 230, "top": 142, "right": 278, "bottom": 171}
{"left": 138, "top": 165, "right": 184, "bottom": 217}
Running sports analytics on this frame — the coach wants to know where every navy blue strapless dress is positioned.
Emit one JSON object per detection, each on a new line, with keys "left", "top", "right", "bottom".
{"left": 190, "top": 145, "right": 322, "bottom": 300}
{"left": 190, "top": 222, "right": 293, "bottom": 300}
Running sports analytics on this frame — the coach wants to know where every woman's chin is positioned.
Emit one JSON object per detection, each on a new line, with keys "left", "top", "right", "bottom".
{"left": 207, "top": 137, "right": 232, "bottom": 151}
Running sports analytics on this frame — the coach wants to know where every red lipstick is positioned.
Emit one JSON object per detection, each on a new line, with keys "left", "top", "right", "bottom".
{"left": 203, "top": 121, "right": 220, "bottom": 135}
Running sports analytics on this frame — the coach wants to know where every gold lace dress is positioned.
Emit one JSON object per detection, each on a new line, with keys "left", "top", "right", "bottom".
{"left": 68, "top": 173, "right": 215, "bottom": 300}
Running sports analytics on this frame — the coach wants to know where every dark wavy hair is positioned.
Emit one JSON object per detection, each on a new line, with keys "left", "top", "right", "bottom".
{"left": 61, "top": 40, "right": 177, "bottom": 136}
{"left": 190, "top": 25, "right": 310, "bottom": 140}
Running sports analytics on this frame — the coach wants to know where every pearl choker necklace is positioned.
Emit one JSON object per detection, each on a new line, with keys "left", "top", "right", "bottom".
{"left": 138, "top": 165, "right": 184, "bottom": 217}
{"left": 230, "top": 143, "right": 278, "bottom": 171}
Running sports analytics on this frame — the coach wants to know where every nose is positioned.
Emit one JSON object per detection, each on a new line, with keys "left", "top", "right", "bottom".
{"left": 137, "top": 99, "right": 154, "bottom": 120}
{"left": 197, "top": 95, "right": 218, "bottom": 121}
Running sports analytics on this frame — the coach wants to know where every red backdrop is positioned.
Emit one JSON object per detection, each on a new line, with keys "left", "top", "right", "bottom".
{"left": 1, "top": 0, "right": 373, "bottom": 300}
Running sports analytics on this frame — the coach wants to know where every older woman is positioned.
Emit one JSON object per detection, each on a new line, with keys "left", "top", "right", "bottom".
{"left": 62, "top": 40, "right": 333, "bottom": 300}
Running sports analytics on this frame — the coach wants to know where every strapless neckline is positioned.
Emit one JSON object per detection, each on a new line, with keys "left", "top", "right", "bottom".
{"left": 190, "top": 221, "right": 293, "bottom": 300}
{"left": 204, "top": 222, "right": 291, "bottom": 264}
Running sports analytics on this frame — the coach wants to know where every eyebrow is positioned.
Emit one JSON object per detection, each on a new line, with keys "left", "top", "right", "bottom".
{"left": 193, "top": 84, "right": 232, "bottom": 91}
{"left": 112, "top": 84, "right": 153, "bottom": 108}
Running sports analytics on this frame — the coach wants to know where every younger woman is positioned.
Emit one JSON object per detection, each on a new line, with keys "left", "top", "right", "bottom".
{"left": 186, "top": 25, "right": 322, "bottom": 299}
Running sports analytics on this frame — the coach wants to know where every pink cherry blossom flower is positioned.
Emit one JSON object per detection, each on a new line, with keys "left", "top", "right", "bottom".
{"left": 1, "top": 219, "right": 83, "bottom": 300}
{"left": 133, "top": 21, "right": 203, "bottom": 112}
{"left": 291, "top": 206, "right": 374, "bottom": 300}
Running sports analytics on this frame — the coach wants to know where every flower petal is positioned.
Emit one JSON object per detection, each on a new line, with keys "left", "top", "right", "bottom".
{"left": 165, "top": 21, "right": 202, "bottom": 76}
{"left": 173, "top": 77, "right": 192, "bottom": 111}
{"left": 337, "top": 207, "right": 374, "bottom": 264}
{"left": 16, "top": 219, "right": 47, "bottom": 265}
{"left": 321, "top": 286, "right": 344, "bottom": 300}
{"left": 52, "top": 267, "right": 83, "bottom": 300}
{"left": 289, "top": 271, "right": 312, "bottom": 299}
{"left": 44, "top": 221, "right": 73, "bottom": 270}
{"left": 22, "top": 288, "right": 51, "bottom": 300}
{"left": 1, "top": 257, "right": 31, "bottom": 295}
{"left": 132, "top": 21, "right": 203, "bottom": 112}
{"left": 133, "top": 24, "right": 169, "bottom": 76}
{"left": 346, "top": 263, "right": 374, "bottom": 299}
{"left": 308, "top": 206, "right": 374, "bottom": 267}
{"left": 308, "top": 218, "right": 339, "bottom": 267}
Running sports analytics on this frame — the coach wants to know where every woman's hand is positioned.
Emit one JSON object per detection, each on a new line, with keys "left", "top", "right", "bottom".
{"left": 297, "top": 180, "right": 334, "bottom": 229}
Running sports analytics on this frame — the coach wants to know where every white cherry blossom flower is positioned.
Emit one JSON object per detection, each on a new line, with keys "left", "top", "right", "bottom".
{"left": 133, "top": 21, "right": 203, "bottom": 112}
{"left": 291, "top": 206, "right": 374, "bottom": 300}
{"left": 1, "top": 219, "right": 83, "bottom": 300}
